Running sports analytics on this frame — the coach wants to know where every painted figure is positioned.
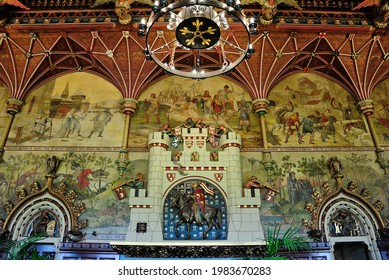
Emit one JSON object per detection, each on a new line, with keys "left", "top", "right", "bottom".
{"left": 211, "top": 93, "right": 224, "bottom": 117}
{"left": 210, "top": 151, "right": 218, "bottom": 161}
{"left": 238, "top": 98, "right": 251, "bottom": 131}
{"left": 300, "top": 114, "right": 316, "bottom": 144}
{"left": 145, "top": 93, "right": 161, "bottom": 123}
{"left": 284, "top": 112, "right": 302, "bottom": 144}
{"left": 189, "top": 181, "right": 216, "bottom": 225}
{"left": 32, "top": 116, "right": 52, "bottom": 141}
{"left": 88, "top": 108, "right": 113, "bottom": 138}
{"left": 287, "top": 171, "right": 299, "bottom": 205}
{"left": 218, "top": 84, "right": 235, "bottom": 114}
{"left": 244, "top": 176, "right": 266, "bottom": 189}
{"left": 201, "top": 90, "right": 213, "bottom": 115}
{"left": 127, "top": 173, "right": 144, "bottom": 190}
{"left": 322, "top": 114, "right": 337, "bottom": 143}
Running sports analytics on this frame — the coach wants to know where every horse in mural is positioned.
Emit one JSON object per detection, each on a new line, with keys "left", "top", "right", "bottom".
{"left": 170, "top": 191, "right": 222, "bottom": 240}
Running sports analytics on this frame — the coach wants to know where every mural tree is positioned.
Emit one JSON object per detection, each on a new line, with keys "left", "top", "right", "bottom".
{"left": 64, "top": 152, "right": 97, "bottom": 196}
{"left": 92, "top": 156, "right": 114, "bottom": 194}
{"left": 296, "top": 155, "right": 328, "bottom": 187}
{"left": 248, "top": 157, "right": 260, "bottom": 171}
{"left": 343, "top": 153, "right": 372, "bottom": 187}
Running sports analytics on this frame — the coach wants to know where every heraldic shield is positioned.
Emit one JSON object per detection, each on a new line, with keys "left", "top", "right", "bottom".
{"left": 163, "top": 180, "right": 227, "bottom": 240}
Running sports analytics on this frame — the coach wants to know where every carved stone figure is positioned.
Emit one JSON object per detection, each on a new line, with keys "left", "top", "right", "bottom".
{"left": 46, "top": 155, "right": 59, "bottom": 176}
{"left": 91, "top": 0, "right": 154, "bottom": 25}
{"left": 329, "top": 156, "right": 342, "bottom": 175}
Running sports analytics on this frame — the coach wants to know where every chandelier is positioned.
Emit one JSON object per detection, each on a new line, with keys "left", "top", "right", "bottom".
{"left": 137, "top": 0, "right": 258, "bottom": 79}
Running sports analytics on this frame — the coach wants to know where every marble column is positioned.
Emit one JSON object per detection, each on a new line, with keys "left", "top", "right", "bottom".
{"left": 116, "top": 98, "right": 137, "bottom": 178}
{"left": 252, "top": 98, "right": 276, "bottom": 175}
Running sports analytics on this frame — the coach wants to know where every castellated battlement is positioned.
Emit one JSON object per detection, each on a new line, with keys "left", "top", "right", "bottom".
{"left": 147, "top": 131, "right": 171, "bottom": 148}
{"left": 220, "top": 132, "right": 242, "bottom": 147}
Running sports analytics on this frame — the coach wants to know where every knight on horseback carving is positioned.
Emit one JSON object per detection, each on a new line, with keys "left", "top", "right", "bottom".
{"left": 189, "top": 181, "right": 215, "bottom": 225}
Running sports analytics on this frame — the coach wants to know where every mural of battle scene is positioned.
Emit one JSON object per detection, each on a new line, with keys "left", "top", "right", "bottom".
{"left": 266, "top": 73, "right": 373, "bottom": 147}
{"left": 5, "top": 73, "right": 125, "bottom": 147}
{"left": 0, "top": 73, "right": 388, "bottom": 241}
{"left": 129, "top": 76, "right": 261, "bottom": 148}
{"left": 371, "top": 80, "right": 389, "bottom": 146}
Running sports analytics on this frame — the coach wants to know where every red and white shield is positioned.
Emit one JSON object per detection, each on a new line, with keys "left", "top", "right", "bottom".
{"left": 214, "top": 173, "right": 223, "bottom": 182}
{"left": 186, "top": 140, "right": 193, "bottom": 149}
{"left": 196, "top": 141, "right": 204, "bottom": 149}
{"left": 167, "top": 173, "right": 176, "bottom": 182}
{"left": 113, "top": 186, "right": 127, "bottom": 200}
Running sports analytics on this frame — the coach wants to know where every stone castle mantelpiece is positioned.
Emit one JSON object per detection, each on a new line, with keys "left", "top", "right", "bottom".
{"left": 119, "top": 127, "right": 265, "bottom": 246}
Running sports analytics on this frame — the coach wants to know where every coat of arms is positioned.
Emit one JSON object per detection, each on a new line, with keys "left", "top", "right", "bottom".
{"left": 214, "top": 173, "right": 223, "bottom": 182}
{"left": 167, "top": 173, "right": 176, "bottom": 182}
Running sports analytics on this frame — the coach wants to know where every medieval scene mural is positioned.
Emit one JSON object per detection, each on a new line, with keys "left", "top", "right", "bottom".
{"left": 6, "top": 72, "right": 125, "bottom": 148}
{"left": 129, "top": 76, "right": 261, "bottom": 148}
{"left": 266, "top": 73, "right": 372, "bottom": 147}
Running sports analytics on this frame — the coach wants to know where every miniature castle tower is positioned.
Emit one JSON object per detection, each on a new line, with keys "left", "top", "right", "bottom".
{"left": 124, "top": 126, "right": 265, "bottom": 243}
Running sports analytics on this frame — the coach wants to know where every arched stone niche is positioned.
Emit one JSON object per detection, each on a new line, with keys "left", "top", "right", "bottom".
{"left": 163, "top": 179, "right": 227, "bottom": 240}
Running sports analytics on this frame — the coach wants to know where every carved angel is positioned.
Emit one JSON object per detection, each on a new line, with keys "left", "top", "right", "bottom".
{"left": 0, "top": 0, "right": 30, "bottom": 9}
{"left": 240, "top": 0, "right": 302, "bottom": 25}
{"left": 352, "top": 0, "right": 389, "bottom": 28}
{"left": 92, "top": 0, "right": 154, "bottom": 24}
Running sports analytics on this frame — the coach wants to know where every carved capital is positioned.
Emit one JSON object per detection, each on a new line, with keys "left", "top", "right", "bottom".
{"left": 357, "top": 99, "right": 374, "bottom": 116}
{"left": 6, "top": 98, "right": 24, "bottom": 115}
{"left": 121, "top": 98, "right": 138, "bottom": 115}
{"left": 252, "top": 98, "right": 270, "bottom": 115}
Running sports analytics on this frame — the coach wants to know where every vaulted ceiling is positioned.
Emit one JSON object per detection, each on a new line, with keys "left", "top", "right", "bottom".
{"left": 0, "top": 0, "right": 388, "bottom": 102}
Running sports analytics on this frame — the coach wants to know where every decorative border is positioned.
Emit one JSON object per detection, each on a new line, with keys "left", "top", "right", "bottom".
{"left": 110, "top": 244, "right": 263, "bottom": 258}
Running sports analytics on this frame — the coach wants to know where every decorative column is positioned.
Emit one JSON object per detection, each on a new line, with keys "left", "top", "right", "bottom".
{"left": 115, "top": 98, "right": 137, "bottom": 178}
{"left": 357, "top": 99, "right": 389, "bottom": 174}
{"left": 0, "top": 98, "right": 23, "bottom": 160}
{"left": 252, "top": 98, "right": 276, "bottom": 175}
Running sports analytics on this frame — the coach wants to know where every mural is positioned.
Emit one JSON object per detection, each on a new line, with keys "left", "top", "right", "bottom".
{"left": 267, "top": 73, "right": 372, "bottom": 147}
{"left": 0, "top": 73, "right": 388, "bottom": 243}
{"left": 0, "top": 150, "right": 148, "bottom": 239}
{"left": 371, "top": 80, "right": 389, "bottom": 146}
{"left": 241, "top": 151, "right": 389, "bottom": 230}
{"left": 129, "top": 76, "right": 261, "bottom": 148}
{"left": 6, "top": 73, "right": 125, "bottom": 147}
{"left": 0, "top": 82, "right": 9, "bottom": 138}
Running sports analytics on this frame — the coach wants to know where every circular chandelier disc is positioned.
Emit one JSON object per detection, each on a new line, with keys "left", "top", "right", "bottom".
{"left": 176, "top": 17, "right": 221, "bottom": 50}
